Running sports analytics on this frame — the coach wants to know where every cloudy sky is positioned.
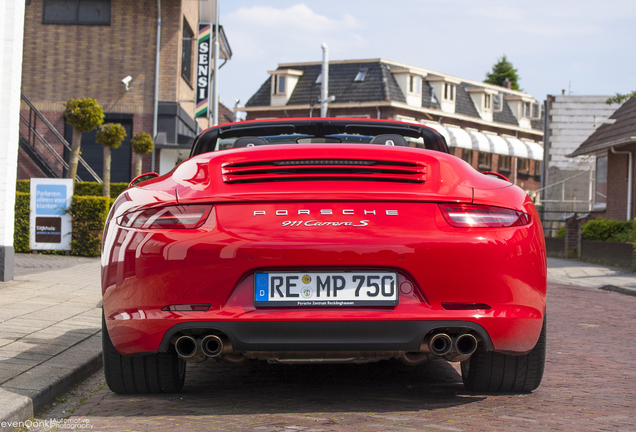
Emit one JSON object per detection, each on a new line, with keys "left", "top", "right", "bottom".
{"left": 214, "top": 0, "right": 636, "bottom": 110}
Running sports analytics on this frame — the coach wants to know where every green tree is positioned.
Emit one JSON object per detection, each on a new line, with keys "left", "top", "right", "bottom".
{"left": 484, "top": 55, "right": 521, "bottom": 91}
{"left": 130, "top": 132, "right": 154, "bottom": 177}
{"left": 63, "top": 98, "right": 104, "bottom": 181}
{"left": 96, "top": 123, "right": 127, "bottom": 197}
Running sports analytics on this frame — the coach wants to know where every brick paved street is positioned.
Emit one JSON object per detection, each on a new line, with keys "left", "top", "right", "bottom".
{"left": 31, "top": 281, "right": 636, "bottom": 431}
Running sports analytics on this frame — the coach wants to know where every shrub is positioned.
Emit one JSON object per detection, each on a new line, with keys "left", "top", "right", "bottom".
{"left": 74, "top": 182, "right": 128, "bottom": 198}
{"left": 16, "top": 180, "right": 30, "bottom": 193}
{"left": 555, "top": 226, "right": 565, "bottom": 238}
{"left": 581, "top": 218, "right": 635, "bottom": 243}
{"left": 69, "top": 196, "right": 110, "bottom": 257}
{"left": 63, "top": 98, "right": 105, "bottom": 133}
{"left": 14, "top": 192, "right": 30, "bottom": 253}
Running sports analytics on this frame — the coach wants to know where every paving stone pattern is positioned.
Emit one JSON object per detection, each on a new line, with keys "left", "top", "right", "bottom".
{"left": 0, "top": 260, "right": 102, "bottom": 417}
{"left": 43, "top": 281, "right": 636, "bottom": 432}
{"left": 13, "top": 253, "right": 99, "bottom": 278}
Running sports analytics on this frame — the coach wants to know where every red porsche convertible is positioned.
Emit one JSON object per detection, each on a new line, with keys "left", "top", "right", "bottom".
{"left": 101, "top": 118, "right": 546, "bottom": 394}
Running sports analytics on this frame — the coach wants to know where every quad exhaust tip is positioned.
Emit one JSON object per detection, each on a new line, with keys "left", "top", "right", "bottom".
{"left": 429, "top": 333, "right": 453, "bottom": 356}
{"left": 455, "top": 333, "right": 478, "bottom": 356}
{"left": 201, "top": 335, "right": 224, "bottom": 357}
{"left": 175, "top": 335, "right": 198, "bottom": 358}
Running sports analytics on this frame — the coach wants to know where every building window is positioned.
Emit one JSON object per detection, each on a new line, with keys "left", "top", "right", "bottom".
{"left": 181, "top": 19, "right": 194, "bottom": 86}
{"left": 354, "top": 68, "right": 367, "bottom": 82}
{"left": 478, "top": 152, "right": 491, "bottom": 170}
{"left": 534, "top": 160, "right": 542, "bottom": 176}
{"left": 461, "top": 149, "right": 473, "bottom": 165}
{"left": 518, "top": 158, "right": 529, "bottom": 174}
{"left": 531, "top": 103, "right": 542, "bottom": 119}
{"left": 595, "top": 155, "right": 607, "bottom": 208}
{"left": 484, "top": 94, "right": 492, "bottom": 110}
{"left": 499, "top": 155, "right": 511, "bottom": 172}
{"left": 523, "top": 102, "right": 531, "bottom": 118}
{"left": 273, "top": 75, "right": 286, "bottom": 94}
{"left": 493, "top": 94, "right": 503, "bottom": 112}
{"left": 409, "top": 75, "right": 421, "bottom": 94}
{"left": 444, "top": 83, "right": 455, "bottom": 101}
{"left": 43, "top": 0, "right": 110, "bottom": 25}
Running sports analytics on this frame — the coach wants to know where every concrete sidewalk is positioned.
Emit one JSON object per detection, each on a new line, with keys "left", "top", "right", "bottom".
{"left": 547, "top": 257, "right": 636, "bottom": 296}
{"left": 0, "top": 254, "right": 101, "bottom": 432}
{"left": 0, "top": 254, "right": 635, "bottom": 431}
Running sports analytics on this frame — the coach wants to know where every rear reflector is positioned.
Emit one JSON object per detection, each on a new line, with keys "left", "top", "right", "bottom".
{"left": 438, "top": 203, "right": 530, "bottom": 228}
{"left": 119, "top": 205, "right": 211, "bottom": 229}
{"left": 442, "top": 302, "right": 492, "bottom": 310}
{"left": 162, "top": 304, "right": 211, "bottom": 312}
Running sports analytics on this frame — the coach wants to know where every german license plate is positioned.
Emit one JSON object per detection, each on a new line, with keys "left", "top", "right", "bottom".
{"left": 254, "top": 271, "right": 398, "bottom": 307}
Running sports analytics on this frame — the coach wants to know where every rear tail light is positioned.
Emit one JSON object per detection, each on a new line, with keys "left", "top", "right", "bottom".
{"left": 118, "top": 205, "right": 211, "bottom": 229}
{"left": 439, "top": 203, "right": 530, "bottom": 228}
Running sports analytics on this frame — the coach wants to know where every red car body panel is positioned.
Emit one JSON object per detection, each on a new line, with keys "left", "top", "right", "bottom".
{"left": 101, "top": 120, "right": 546, "bottom": 359}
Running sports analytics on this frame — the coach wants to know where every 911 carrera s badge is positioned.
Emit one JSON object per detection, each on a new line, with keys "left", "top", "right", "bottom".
{"left": 282, "top": 220, "right": 369, "bottom": 227}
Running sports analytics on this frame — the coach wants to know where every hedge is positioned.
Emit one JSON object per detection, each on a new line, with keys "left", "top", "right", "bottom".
{"left": 13, "top": 192, "right": 115, "bottom": 257}
{"left": 69, "top": 181, "right": 128, "bottom": 198}
{"left": 69, "top": 196, "right": 112, "bottom": 256}
{"left": 14, "top": 192, "right": 30, "bottom": 253}
{"left": 15, "top": 179, "right": 127, "bottom": 198}
{"left": 581, "top": 218, "right": 636, "bottom": 243}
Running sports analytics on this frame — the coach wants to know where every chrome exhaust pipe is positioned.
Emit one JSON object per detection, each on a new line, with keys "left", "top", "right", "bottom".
{"left": 201, "top": 335, "right": 224, "bottom": 358}
{"left": 175, "top": 335, "right": 206, "bottom": 362}
{"left": 428, "top": 333, "right": 452, "bottom": 356}
{"left": 445, "top": 334, "right": 478, "bottom": 362}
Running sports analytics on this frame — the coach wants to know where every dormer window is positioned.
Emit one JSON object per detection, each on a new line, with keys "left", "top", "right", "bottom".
{"left": 426, "top": 76, "right": 460, "bottom": 113}
{"left": 354, "top": 68, "right": 367, "bottom": 82}
{"left": 467, "top": 87, "right": 497, "bottom": 121}
{"left": 493, "top": 94, "right": 503, "bottom": 112}
{"left": 504, "top": 95, "right": 537, "bottom": 129}
{"left": 268, "top": 68, "right": 304, "bottom": 106}
{"left": 273, "top": 75, "right": 286, "bottom": 94}
{"left": 443, "top": 83, "right": 455, "bottom": 101}
{"left": 523, "top": 102, "right": 531, "bottom": 117}
{"left": 409, "top": 75, "right": 421, "bottom": 94}
{"left": 531, "top": 102, "right": 542, "bottom": 119}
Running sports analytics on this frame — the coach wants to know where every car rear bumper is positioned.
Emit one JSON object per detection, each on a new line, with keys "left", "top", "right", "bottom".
{"left": 102, "top": 202, "right": 546, "bottom": 356}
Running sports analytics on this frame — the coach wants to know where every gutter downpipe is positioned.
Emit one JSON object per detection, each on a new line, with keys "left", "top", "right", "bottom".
{"left": 611, "top": 146, "right": 633, "bottom": 221}
{"left": 151, "top": 0, "right": 161, "bottom": 173}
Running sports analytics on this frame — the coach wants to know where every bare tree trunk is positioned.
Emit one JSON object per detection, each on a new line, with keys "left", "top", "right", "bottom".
{"left": 134, "top": 152, "right": 143, "bottom": 177}
{"left": 103, "top": 145, "right": 111, "bottom": 198}
{"left": 66, "top": 125, "right": 82, "bottom": 180}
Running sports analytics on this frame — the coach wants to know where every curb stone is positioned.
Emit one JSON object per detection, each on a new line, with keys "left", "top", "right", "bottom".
{"left": 0, "top": 335, "right": 102, "bottom": 432}
{"left": 599, "top": 285, "right": 636, "bottom": 297}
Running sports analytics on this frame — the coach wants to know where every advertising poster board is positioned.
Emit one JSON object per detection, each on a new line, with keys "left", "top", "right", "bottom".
{"left": 195, "top": 23, "right": 211, "bottom": 118}
{"left": 29, "top": 178, "right": 73, "bottom": 251}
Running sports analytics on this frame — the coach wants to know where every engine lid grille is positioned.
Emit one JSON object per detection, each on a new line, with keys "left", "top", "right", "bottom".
{"left": 221, "top": 159, "right": 427, "bottom": 184}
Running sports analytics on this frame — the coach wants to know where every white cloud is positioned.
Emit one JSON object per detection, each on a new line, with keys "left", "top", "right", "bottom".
{"left": 227, "top": 4, "right": 361, "bottom": 32}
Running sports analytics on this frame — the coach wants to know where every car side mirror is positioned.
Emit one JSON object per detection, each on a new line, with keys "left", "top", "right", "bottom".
{"left": 129, "top": 172, "right": 159, "bottom": 188}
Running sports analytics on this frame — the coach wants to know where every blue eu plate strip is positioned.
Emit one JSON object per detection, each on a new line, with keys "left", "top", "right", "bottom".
{"left": 255, "top": 273, "right": 269, "bottom": 301}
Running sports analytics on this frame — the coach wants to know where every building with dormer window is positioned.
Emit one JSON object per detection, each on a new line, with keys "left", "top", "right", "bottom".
{"left": 240, "top": 58, "right": 544, "bottom": 192}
